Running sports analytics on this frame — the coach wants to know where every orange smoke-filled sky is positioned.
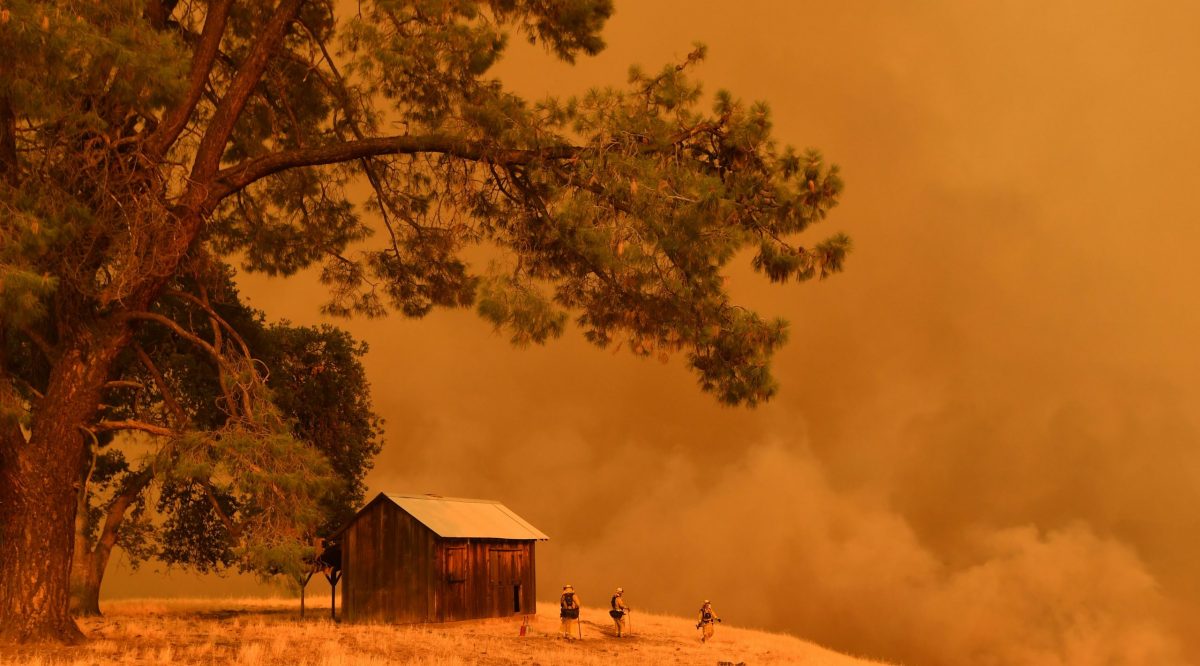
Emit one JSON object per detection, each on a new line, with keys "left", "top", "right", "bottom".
{"left": 105, "top": 3, "right": 1200, "bottom": 664}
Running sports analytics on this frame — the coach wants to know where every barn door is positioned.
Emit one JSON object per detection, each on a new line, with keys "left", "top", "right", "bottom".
{"left": 487, "top": 548, "right": 525, "bottom": 616}
{"left": 443, "top": 546, "right": 468, "bottom": 621}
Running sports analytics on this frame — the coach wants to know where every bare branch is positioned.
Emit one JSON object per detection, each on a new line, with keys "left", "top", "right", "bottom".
{"left": 122, "top": 310, "right": 244, "bottom": 418}
{"left": 195, "top": 284, "right": 255, "bottom": 420}
{"left": 12, "top": 377, "right": 43, "bottom": 402}
{"left": 164, "top": 288, "right": 253, "bottom": 363}
{"left": 121, "top": 311, "right": 222, "bottom": 364}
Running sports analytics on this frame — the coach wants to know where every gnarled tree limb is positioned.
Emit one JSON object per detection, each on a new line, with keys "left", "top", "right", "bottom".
{"left": 209, "top": 135, "right": 583, "bottom": 204}
{"left": 188, "top": 0, "right": 306, "bottom": 183}
{"left": 121, "top": 311, "right": 242, "bottom": 415}
{"left": 95, "top": 467, "right": 155, "bottom": 552}
{"left": 132, "top": 342, "right": 188, "bottom": 427}
{"left": 146, "top": 0, "right": 234, "bottom": 159}
{"left": 95, "top": 419, "right": 176, "bottom": 437}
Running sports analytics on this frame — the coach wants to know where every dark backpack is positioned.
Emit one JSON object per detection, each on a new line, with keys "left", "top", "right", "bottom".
{"left": 611, "top": 594, "right": 619, "bottom": 610}
{"left": 562, "top": 592, "right": 578, "bottom": 610}
{"left": 701, "top": 608, "right": 713, "bottom": 622}
{"left": 561, "top": 591, "right": 579, "bottom": 618}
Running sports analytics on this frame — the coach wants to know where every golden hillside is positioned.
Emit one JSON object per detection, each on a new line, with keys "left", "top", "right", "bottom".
{"left": 0, "top": 598, "right": 892, "bottom": 665}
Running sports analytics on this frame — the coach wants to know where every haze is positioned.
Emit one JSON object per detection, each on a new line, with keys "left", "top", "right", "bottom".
{"left": 103, "top": 2, "right": 1200, "bottom": 664}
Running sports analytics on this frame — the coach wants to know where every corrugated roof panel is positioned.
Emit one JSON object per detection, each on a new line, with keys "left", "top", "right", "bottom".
{"left": 382, "top": 493, "right": 549, "bottom": 540}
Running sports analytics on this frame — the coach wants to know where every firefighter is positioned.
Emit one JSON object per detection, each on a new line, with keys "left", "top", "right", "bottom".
{"left": 696, "top": 599, "right": 721, "bottom": 643}
{"left": 559, "top": 584, "right": 581, "bottom": 639}
{"left": 609, "top": 587, "right": 630, "bottom": 637}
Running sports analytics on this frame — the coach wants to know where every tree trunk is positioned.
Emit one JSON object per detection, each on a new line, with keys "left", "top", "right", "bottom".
{"left": 70, "top": 486, "right": 102, "bottom": 617}
{"left": 0, "top": 411, "right": 90, "bottom": 642}
{"left": 68, "top": 553, "right": 103, "bottom": 618}
{"left": 0, "top": 331, "right": 126, "bottom": 643}
{"left": 70, "top": 465, "right": 153, "bottom": 617}
{"left": 69, "top": 538, "right": 117, "bottom": 618}
{"left": 327, "top": 570, "right": 340, "bottom": 621}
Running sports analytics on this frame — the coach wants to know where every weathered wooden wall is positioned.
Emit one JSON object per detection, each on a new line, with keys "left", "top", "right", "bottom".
{"left": 436, "top": 539, "right": 536, "bottom": 622}
{"left": 341, "top": 499, "right": 436, "bottom": 623}
{"left": 341, "top": 500, "right": 538, "bottom": 624}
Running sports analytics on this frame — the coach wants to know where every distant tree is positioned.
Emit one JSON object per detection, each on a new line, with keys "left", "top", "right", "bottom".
{"left": 68, "top": 274, "right": 382, "bottom": 616}
{"left": 254, "top": 324, "right": 382, "bottom": 538}
{"left": 0, "top": 0, "right": 847, "bottom": 642}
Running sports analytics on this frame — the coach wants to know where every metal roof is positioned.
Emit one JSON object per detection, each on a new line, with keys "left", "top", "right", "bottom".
{"left": 379, "top": 493, "right": 549, "bottom": 541}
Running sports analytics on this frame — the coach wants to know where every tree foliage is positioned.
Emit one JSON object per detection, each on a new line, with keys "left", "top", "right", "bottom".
{"left": 2, "top": 0, "right": 847, "bottom": 406}
{"left": 74, "top": 274, "right": 382, "bottom": 584}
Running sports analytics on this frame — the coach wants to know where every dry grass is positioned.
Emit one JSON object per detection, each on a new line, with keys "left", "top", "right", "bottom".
{"left": 0, "top": 598, "right": 891, "bottom": 665}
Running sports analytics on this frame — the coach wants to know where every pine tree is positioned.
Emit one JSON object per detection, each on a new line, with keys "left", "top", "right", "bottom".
{"left": 0, "top": 0, "right": 847, "bottom": 642}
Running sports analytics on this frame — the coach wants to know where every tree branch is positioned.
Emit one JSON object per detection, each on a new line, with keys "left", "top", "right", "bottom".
{"left": 74, "top": 442, "right": 99, "bottom": 558}
{"left": 188, "top": 0, "right": 306, "bottom": 183}
{"left": 146, "top": 0, "right": 234, "bottom": 159}
{"left": 205, "top": 116, "right": 717, "bottom": 208}
{"left": 121, "top": 311, "right": 222, "bottom": 364}
{"left": 208, "top": 135, "right": 582, "bottom": 205}
{"left": 121, "top": 310, "right": 241, "bottom": 417}
{"left": 133, "top": 342, "right": 188, "bottom": 428}
{"left": 0, "top": 372, "right": 28, "bottom": 455}
{"left": 164, "top": 288, "right": 254, "bottom": 365}
{"left": 201, "top": 482, "right": 240, "bottom": 538}
{"left": 295, "top": 17, "right": 425, "bottom": 238}
{"left": 0, "top": 95, "right": 16, "bottom": 183}
{"left": 143, "top": 0, "right": 181, "bottom": 30}
{"left": 194, "top": 284, "right": 256, "bottom": 420}
{"left": 17, "top": 325, "right": 57, "bottom": 362}
{"left": 96, "top": 467, "right": 155, "bottom": 552}
{"left": 95, "top": 419, "right": 176, "bottom": 437}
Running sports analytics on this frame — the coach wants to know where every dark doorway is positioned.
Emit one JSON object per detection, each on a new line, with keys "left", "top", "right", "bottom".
{"left": 512, "top": 585, "right": 521, "bottom": 613}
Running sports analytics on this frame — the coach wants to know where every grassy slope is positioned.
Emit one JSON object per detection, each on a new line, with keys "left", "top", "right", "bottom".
{"left": 0, "top": 598, "right": 892, "bottom": 665}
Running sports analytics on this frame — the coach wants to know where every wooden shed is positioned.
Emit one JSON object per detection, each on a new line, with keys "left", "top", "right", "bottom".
{"left": 332, "top": 492, "right": 549, "bottom": 624}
